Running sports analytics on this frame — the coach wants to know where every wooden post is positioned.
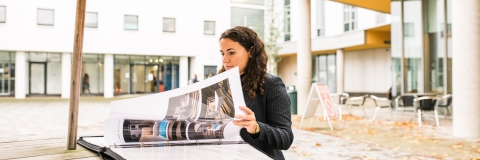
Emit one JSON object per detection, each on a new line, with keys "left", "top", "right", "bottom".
{"left": 67, "top": 0, "right": 86, "bottom": 150}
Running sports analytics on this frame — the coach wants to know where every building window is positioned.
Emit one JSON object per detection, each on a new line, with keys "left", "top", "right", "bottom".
{"left": 82, "top": 54, "right": 104, "bottom": 95}
{"left": 343, "top": 5, "right": 356, "bottom": 32}
{"left": 0, "top": 52, "right": 15, "bottom": 96}
{"left": 317, "top": 0, "right": 325, "bottom": 36}
{"left": 124, "top": 15, "right": 138, "bottom": 30}
{"left": 284, "top": 0, "right": 291, "bottom": 41}
{"left": 313, "top": 54, "right": 336, "bottom": 93}
{"left": 447, "top": 23, "right": 452, "bottom": 37}
{"left": 204, "top": 21, "right": 215, "bottom": 35}
{"left": 204, "top": 66, "right": 217, "bottom": 79}
{"left": 231, "top": 7, "right": 264, "bottom": 40}
{"left": 85, "top": 12, "right": 98, "bottom": 28}
{"left": 0, "top": 6, "right": 6, "bottom": 23}
{"left": 163, "top": 18, "right": 175, "bottom": 33}
{"left": 231, "top": 0, "right": 265, "bottom": 5}
{"left": 114, "top": 55, "right": 180, "bottom": 94}
{"left": 25, "top": 52, "right": 62, "bottom": 95}
{"left": 37, "top": 9, "right": 54, "bottom": 26}
{"left": 404, "top": 23, "right": 414, "bottom": 37}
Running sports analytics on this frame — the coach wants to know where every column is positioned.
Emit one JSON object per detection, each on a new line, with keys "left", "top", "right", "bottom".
{"left": 179, "top": 56, "right": 189, "bottom": 87}
{"left": 15, "top": 51, "right": 26, "bottom": 99}
{"left": 336, "top": 49, "right": 344, "bottom": 94}
{"left": 296, "top": 0, "right": 312, "bottom": 114}
{"left": 61, "top": 53, "right": 71, "bottom": 98}
{"left": 104, "top": 54, "right": 114, "bottom": 98}
{"left": 452, "top": 0, "right": 480, "bottom": 137}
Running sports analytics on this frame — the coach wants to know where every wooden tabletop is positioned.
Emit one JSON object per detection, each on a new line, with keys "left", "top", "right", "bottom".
{"left": 0, "top": 136, "right": 101, "bottom": 160}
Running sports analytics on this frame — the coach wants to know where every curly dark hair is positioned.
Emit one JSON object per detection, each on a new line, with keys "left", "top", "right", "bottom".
{"left": 218, "top": 26, "right": 268, "bottom": 99}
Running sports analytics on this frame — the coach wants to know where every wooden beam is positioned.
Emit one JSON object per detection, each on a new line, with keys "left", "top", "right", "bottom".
{"left": 67, "top": 0, "right": 87, "bottom": 150}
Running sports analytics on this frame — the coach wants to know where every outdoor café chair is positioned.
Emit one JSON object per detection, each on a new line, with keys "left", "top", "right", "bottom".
{"left": 395, "top": 95, "right": 417, "bottom": 120}
{"left": 370, "top": 95, "right": 392, "bottom": 121}
{"left": 414, "top": 96, "right": 439, "bottom": 127}
{"left": 346, "top": 94, "right": 369, "bottom": 118}
{"left": 437, "top": 94, "right": 452, "bottom": 119}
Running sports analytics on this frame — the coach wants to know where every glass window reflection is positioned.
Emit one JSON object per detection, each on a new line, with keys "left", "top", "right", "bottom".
{"left": 114, "top": 55, "right": 179, "bottom": 95}
{"left": 403, "top": 0, "right": 422, "bottom": 93}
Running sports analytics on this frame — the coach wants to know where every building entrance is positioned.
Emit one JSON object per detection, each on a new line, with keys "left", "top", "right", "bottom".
{"left": 29, "top": 62, "right": 46, "bottom": 94}
{"left": 129, "top": 64, "right": 160, "bottom": 94}
{"left": 145, "top": 65, "right": 159, "bottom": 93}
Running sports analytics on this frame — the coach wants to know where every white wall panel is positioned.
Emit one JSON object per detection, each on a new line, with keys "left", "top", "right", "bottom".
{"left": 357, "top": 8, "right": 378, "bottom": 30}
{"left": 344, "top": 52, "right": 355, "bottom": 91}
{"left": 365, "top": 51, "right": 375, "bottom": 92}
{"left": 344, "top": 48, "right": 391, "bottom": 93}
{"left": 324, "top": 1, "right": 344, "bottom": 37}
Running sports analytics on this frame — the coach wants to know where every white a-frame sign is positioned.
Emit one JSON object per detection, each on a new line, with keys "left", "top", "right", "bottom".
{"left": 299, "top": 83, "right": 341, "bottom": 131}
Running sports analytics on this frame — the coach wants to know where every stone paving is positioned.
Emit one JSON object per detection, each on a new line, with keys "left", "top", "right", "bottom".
{"left": 283, "top": 129, "right": 434, "bottom": 160}
{"left": 0, "top": 98, "right": 110, "bottom": 139}
{"left": 0, "top": 97, "right": 465, "bottom": 159}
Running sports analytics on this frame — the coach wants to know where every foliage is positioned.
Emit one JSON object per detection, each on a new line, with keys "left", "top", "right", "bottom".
{"left": 265, "top": 0, "right": 283, "bottom": 75}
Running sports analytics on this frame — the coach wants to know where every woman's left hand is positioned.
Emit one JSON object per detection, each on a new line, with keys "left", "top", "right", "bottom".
{"left": 233, "top": 106, "right": 257, "bottom": 134}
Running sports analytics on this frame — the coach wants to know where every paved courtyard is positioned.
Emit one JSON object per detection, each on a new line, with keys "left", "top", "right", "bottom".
{"left": 0, "top": 97, "right": 477, "bottom": 159}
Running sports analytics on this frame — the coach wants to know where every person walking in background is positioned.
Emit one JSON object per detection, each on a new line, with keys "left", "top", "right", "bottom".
{"left": 82, "top": 73, "right": 91, "bottom": 94}
{"left": 192, "top": 74, "right": 199, "bottom": 83}
{"left": 151, "top": 71, "right": 158, "bottom": 92}
{"left": 387, "top": 86, "right": 392, "bottom": 100}
{"left": 219, "top": 26, "right": 293, "bottom": 159}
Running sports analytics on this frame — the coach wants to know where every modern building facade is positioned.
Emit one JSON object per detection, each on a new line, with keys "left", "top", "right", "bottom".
{"left": 390, "top": 0, "right": 452, "bottom": 97}
{"left": 284, "top": 0, "right": 480, "bottom": 138}
{"left": 0, "top": 0, "right": 266, "bottom": 98}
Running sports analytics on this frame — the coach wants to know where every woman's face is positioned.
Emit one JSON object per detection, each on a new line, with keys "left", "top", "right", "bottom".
{"left": 220, "top": 38, "right": 249, "bottom": 74}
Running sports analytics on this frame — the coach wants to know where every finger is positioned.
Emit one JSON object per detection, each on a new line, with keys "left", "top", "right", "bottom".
{"left": 235, "top": 114, "right": 255, "bottom": 120}
{"left": 235, "top": 115, "right": 245, "bottom": 119}
{"left": 235, "top": 115, "right": 249, "bottom": 120}
{"left": 239, "top": 106, "right": 254, "bottom": 115}
{"left": 232, "top": 120, "right": 246, "bottom": 126}
{"left": 233, "top": 120, "right": 255, "bottom": 126}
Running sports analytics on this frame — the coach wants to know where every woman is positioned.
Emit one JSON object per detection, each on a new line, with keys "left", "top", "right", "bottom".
{"left": 219, "top": 26, "right": 293, "bottom": 159}
{"left": 192, "top": 74, "right": 199, "bottom": 83}
{"left": 82, "top": 73, "right": 91, "bottom": 94}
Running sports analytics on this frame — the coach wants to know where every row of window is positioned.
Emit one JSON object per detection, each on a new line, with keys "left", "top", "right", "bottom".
{"left": 343, "top": 5, "right": 357, "bottom": 32}
{"left": 0, "top": 6, "right": 216, "bottom": 35}
{"left": 284, "top": 0, "right": 328, "bottom": 41}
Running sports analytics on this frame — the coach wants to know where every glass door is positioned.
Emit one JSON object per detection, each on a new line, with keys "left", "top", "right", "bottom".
{"left": 0, "top": 63, "right": 10, "bottom": 95}
{"left": 145, "top": 65, "right": 159, "bottom": 93}
{"left": 30, "top": 62, "right": 46, "bottom": 94}
{"left": 130, "top": 64, "right": 145, "bottom": 94}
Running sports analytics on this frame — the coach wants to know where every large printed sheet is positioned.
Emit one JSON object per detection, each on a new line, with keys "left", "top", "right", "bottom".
{"left": 104, "top": 67, "right": 246, "bottom": 146}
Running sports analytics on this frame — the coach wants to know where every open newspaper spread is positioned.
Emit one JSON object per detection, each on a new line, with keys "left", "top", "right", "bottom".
{"left": 104, "top": 67, "right": 246, "bottom": 147}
